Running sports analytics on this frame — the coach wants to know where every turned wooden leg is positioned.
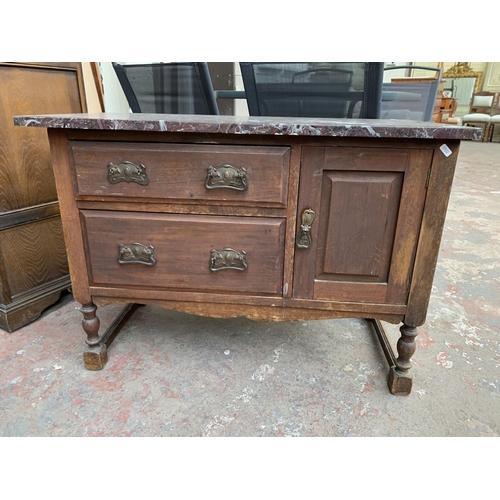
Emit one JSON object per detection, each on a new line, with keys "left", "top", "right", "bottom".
{"left": 79, "top": 302, "right": 139, "bottom": 371}
{"left": 370, "top": 319, "right": 419, "bottom": 396}
{"left": 81, "top": 302, "right": 108, "bottom": 371}
{"left": 388, "top": 324, "right": 418, "bottom": 396}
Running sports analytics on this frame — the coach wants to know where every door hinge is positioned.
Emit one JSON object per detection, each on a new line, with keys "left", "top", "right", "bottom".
{"left": 425, "top": 167, "right": 432, "bottom": 189}
{"left": 407, "top": 268, "right": 414, "bottom": 295}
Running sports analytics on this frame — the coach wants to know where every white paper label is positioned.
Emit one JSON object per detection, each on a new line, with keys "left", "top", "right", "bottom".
{"left": 440, "top": 144, "right": 452, "bottom": 157}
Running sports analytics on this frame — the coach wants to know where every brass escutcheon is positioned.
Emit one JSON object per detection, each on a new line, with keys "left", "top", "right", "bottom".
{"left": 296, "top": 208, "right": 316, "bottom": 249}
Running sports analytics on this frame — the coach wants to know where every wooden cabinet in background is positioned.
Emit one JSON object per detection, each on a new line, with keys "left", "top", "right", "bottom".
{"left": 436, "top": 96, "right": 459, "bottom": 124}
{"left": 0, "top": 62, "right": 88, "bottom": 331}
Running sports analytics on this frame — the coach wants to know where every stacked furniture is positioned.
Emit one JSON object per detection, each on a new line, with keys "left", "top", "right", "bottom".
{"left": 0, "top": 62, "right": 88, "bottom": 331}
{"left": 436, "top": 95, "right": 459, "bottom": 124}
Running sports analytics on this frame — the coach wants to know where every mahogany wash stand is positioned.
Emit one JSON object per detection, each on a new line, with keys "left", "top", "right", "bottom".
{"left": 15, "top": 113, "right": 480, "bottom": 395}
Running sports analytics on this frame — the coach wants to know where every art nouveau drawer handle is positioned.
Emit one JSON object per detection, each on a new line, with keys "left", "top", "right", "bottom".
{"left": 296, "top": 208, "right": 316, "bottom": 249}
{"left": 209, "top": 248, "right": 248, "bottom": 272}
{"left": 118, "top": 243, "right": 156, "bottom": 266}
{"left": 205, "top": 164, "right": 248, "bottom": 191}
{"left": 108, "top": 161, "right": 149, "bottom": 185}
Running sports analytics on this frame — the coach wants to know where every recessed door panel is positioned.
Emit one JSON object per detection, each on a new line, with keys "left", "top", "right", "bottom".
{"left": 317, "top": 170, "right": 403, "bottom": 281}
{"left": 293, "top": 146, "right": 431, "bottom": 305}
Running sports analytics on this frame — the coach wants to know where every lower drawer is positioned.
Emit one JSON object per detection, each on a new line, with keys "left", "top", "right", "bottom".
{"left": 81, "top": 211, "right": 285, "bottom": 295}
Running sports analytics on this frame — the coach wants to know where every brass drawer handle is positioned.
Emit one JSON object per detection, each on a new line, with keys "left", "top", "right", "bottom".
{"left": 205, "top": 164, "right": 248, "bottom": 191}
{"left": 108, "top": 161, "right": 149, "bottom": 185}
{"left": 296, "top": 208, "right": 316, "bottom": 249}
{"left": 210, "top": 248, "right": 248, "bottom": 272}
{"left": 118, "top": 243, "right": 156, "bottom": 266}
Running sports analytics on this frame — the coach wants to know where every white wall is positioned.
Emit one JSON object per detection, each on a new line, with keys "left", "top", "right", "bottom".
{"left": 100, "top": 62, "right": 131, "bottom": 113}
{"left": 233, "top": 62, "right": 248, "bottom": 116}
{"left": 80, "top": 63, "right": 102, "bottom": 112}
{"left": 383, "top": 62, "right": 412, "bottom": 82}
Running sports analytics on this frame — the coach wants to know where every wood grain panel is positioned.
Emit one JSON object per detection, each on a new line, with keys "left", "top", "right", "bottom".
{"left": 292, "top": 147, "right": 325, "bottom": 299}
{"left": 95, "top": 295, "right": 403, "bottom": 324}
{"left": 316, "top": 171, "right": 403, "bottom": 279}
{"left": 0, "top": 64, "right": 85, "bottom": 212}
{"left": 0, "top": 63, "right": 86, "bottom": 329}
{"left": 313, "top": 281, "right": 388, "bottom": 303}
{"left": 93, "top": 296, "right": 404, "bottom": 324}
{"left": 76, "top": 200, "right": 285, "bottom": 218}
{"left": 324, "top": 147, "right": 408, "bottom": 172}
{"left": 89, "top": 286, "right": 406, "bottom": 320}
{"left": 384, "top": 148, "right": 432, "bottom": 304}
{"left": 0, "top": 216, "right": 68, "bottom": 297}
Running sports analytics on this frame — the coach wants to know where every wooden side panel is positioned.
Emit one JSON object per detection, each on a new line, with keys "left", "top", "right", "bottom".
{"left": 48, "top": 129, "right": 92, "bottom": 305}
{"left": 405, "top": 141, "right": 460, "bottom": 327}
{"left": 384, "top": 148, "right": 432, "bottom": 304}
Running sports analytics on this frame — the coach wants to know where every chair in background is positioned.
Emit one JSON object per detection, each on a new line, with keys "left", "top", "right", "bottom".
{"left": 487, "top": 96, "right": 500, "bottom": 142}
{"left": 381, "top": 65, "right": 442, "bottom": 121}
{"left": 112, "top": 62, "right": 219, "bottom": 115}
{"left": 239, "top": 62, "right": 384, "bottom": 119}
{"left": 462, "top": 91, "right": 497, "bottom": 142}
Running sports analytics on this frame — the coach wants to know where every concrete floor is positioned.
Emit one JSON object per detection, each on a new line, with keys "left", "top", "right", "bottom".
{"left": 1, "top": 140, "right": 499, "bottom": 437}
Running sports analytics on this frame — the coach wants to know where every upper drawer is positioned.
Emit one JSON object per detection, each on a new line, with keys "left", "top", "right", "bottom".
{"left": 69, "top": 141, "right": 290, "bottom": 207}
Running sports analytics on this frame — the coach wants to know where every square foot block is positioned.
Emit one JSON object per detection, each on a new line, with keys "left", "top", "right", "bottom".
{"left": 387, "top": 366, "right": 413, "bottom": 396}
{"left": 83, "top": 343, "right": 108, "bottom": 370}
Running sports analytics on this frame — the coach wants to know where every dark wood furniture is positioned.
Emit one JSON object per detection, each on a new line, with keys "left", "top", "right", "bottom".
{"left": 14, "top": 113, "right": 479, "bottom": 395}
{"left": 0, "top": 62, "right": 88, "bottom": 331}
{"left": 436, "top": 96, "right": 459, "bottom": 124}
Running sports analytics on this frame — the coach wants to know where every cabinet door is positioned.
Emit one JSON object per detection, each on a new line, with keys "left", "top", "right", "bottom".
{"left": 293, "top": 146, "right": 431, "bottom": 304}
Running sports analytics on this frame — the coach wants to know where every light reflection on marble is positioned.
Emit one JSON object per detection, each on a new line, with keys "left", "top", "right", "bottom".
{"left": 14, "top": 112, "right": 482, "bottom": 140}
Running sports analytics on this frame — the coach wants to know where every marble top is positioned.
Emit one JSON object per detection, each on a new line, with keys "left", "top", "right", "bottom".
{"left": 14, "top": 113, "right": 482, "bottom": 140}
